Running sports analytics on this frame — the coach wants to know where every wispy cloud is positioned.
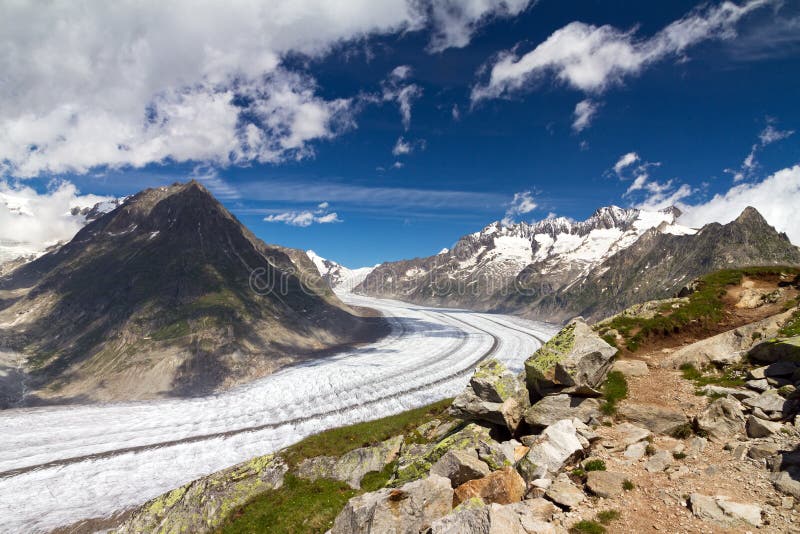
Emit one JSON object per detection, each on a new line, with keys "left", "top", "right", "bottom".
{"left": 726, "top": 118, "right": 794, "bottom": 182}
{"left": 572, "top": 99, "right": 599, "bottom": 132}
{"left": 502, "top": 190, "right": 538, "bottom": 226}
{"left": 263, "top": 201, "right": 342, "bottom": 227}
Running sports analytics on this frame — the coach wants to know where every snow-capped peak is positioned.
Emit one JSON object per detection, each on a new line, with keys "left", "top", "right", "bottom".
{"left": 306, "top": 250, "right": 377, "bottom": 293}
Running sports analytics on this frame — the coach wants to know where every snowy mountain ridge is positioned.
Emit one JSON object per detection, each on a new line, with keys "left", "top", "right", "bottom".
{"left": 306, "top": 250, "right": 377, "bottom": 293}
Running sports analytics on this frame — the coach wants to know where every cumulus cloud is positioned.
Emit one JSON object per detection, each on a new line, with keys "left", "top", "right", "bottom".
{"left": 502, "top": 190, "right": 537, "bottom": 226}
{"left": 264, "top": 201, "right": 342, "bottom": 227}
{"left": 426, "top": 0, "right": 535, "bottom": 52}
{"left": 679, "top": 164, "right": 800, "bottom": 244}
{"left": 728, "top": 120, "right": 795, "bottom": 182}
{"left": 613, "top": 152, "right": 640, "bottom": 174}
{"left": 572, "top": 99, "right": 599, "bottom": 132}
{"left": 0, "top": 180, "right": 111, "bottom": 253}
{"left": 381, "top": 66, "right": 423, "bottom": 130}
{"left": 392, "top": 136, "right": 413, "bottom": 156}
{"left": 471, "top": 0, "right": 774, "bottom": 102}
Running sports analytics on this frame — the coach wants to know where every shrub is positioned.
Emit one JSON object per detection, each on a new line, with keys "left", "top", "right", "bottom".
{"left": 622, "top": 479, "right": 635, "bottom": 491}
{"left": 672, "top": 452, "right": 687, "bottom": 460}
{"left": 570, "top": 520, "right": 606, "bottom": 534}
{"left": 596, "top": 510, "right": 621, "bottom": 525}
{"left": 584, "top": 459, "right": 607, "bottom": 472}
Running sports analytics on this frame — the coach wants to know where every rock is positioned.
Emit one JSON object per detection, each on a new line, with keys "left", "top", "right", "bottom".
{"left": 394, "top": 423, "right": 508, "bottom": 486}
{"left": 746, "top": 415, "right": 783, "bottom": 438}
{"left": 645, "top": 450, "right": 673, "bottom": 473}
{"left": 425, "top": 498, "right": 558, "bottom": 534}
{"left": 689, "top": 493, "right": 762, "bottom": 527}
{"left": 746, "top": 378, "right": 770, "bottom": 392}
{"left": 585, "top": 471, "right": 627, "bottom": 498}
{"left": 749, "top": 366, "right": 767, "bottom": 379}
{"left": 765, "top": 361, "right": 799, "bottom": 377}
{"left": 297, "top": 435, "right": 403, "bottom": 489}
{"left": 331, "top": 474, "right": 453, "bottom": 534}
{"left": 545, "top": 477, "right": 585, "bottom": 509}
{"left": 453, "top": 467, "right": 526, "bottom": 506}
{"left": 619, "top": 403, "right": 689, "bottom": 436}
{"left": 748, "top": 443, "right": 780, "bottom": 461}
{"left": 115, "top": 454, "right": 287, "bottom": 534}
{"left": 424, "top": 506, "right": 489, "bottom": 534}
{"left": 612, "top": 359, "right": 649, "bottom": 377}
{"left": 685, "top": 436, "right": 707, "bottom": 458}
{"left": 742, "top": 390, "right": 789, "bottom": 414}
{"left": 430, "top": 449, "right": 492, "bottom": 488}
{"left": 451, "top": 359, "right": 530, "bottom": 432}
{"left": 697, "top": 385, "right": 755, "bottom": 400}
{"left": 614, "top": 422, "right": 652, "bottom": 446}
{"left": 624, "top": 442, "right": 648, "bottom": 460}
{"left": 524, "top": 319, "right": 617, "bottom": 396}
{"left": 416, "top": 419, "right": 461, "bottom": 442}
{"left": 773, "top": 471, "right": 800, "bottom": 499}
{"left": 523, "top": 394, "right": 601, "bottom": 429}
{"left": 518, "top": 419, "right": 584, "bottom": 482}
{"left": 695, "top": 397, "right": 746, "bottom": 442}
{"left": 749, "top": 336, "right": 800, "bottom": 364}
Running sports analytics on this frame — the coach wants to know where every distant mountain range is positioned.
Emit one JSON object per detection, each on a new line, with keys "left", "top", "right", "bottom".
{"left": 306, "top": 250, "right": 377, "bottom": 293}
{"left": 0, "top": 181, "right": 384, "bottom": 407}
{"left": 356, "top": 205, "right": 800, "bottom": 322}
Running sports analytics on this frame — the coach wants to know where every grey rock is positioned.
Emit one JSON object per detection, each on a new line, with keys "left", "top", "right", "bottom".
{"left": 765, "top": 361, "right": 799, "bottom": 377}
{"left": 645, "top": 450, "right": 673, "bottom": 473}
{"left": 695, "top": 397, "right": 745, "bottom": 442}
{"left": 624, "top": 442, "right": 648, "bottom": 460}
{"left": 685, "top": 436, "right": 707, "bottom": 458}
{"left": 689, "top": 493, "right": 762, "bottom": 527}
{"left": 614, "top": 422, "right": 652, "bottom": 446}
{"left": 749, "top": 366, "right": 767, "bottom": 380}
{"left": 425, "top": 506, "right": 490, "bottom": 534}
{"left": 331, "top": 474, "right": 453, "bottom": 534}
{"left": 742, "top": 390, "right": 789, "bottom": 414}
{"left": 523, "top": 394, "right": 600, "bottom": 429}
{"left": 619, "top": 403, "right": 689, "bottom": 435}
{"left": 612, "top": 359, "right": 649, "bottom": 377}
{"left": 697, "top": 385, "right": 755, "bottom": 400}
{"left": 749, "top": 336, "right": 800, "bottom": 364}
{"left": 297, "top": 435, "right": 403, "bottom": 489}
{"left": 430, "top": 449, "right": 491, "bottom": 488}
{"left": 773, "top": 471, "right": 800, "bottom": 499}
{"left": 519, "top": 419, "right": 584, "bottom": 482}
{"left": 746, "top": 415, "right": 783, "bottom": 438}
{"left": 746, "top": 378, "right": 770, "bottom": 392}
{"left": 585, "top": 471, "right": 627, "bottom": 498}
{"left": 525, "top": 319, "right": 617, "bottom": 396}
{"left": 748, "top": 443, "right": 781, "bottom": 461}
{"left": 545, "top": 478, "right": 585, "bottom": 509}
{"left": 451, "top": 359, "right": 530, "bottom": 432}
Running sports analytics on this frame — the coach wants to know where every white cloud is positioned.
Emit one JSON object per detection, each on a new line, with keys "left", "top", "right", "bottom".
{"left": 452, "top": 104, "right": 461, "bottom": 121}
{"left": 0, "top": 180, "right": 111, "bottom": 252}
{"left": 502, "top": 190, "right": 537, "bottom": 226}
{"left": 613, "top": 152, "right": 640, "bottom": 174}
{"left": 679, "top": 164, "right": 800, "bottom": 244}
{"left": 392, "top": 136, "right": 413, "bottom": 156}
{"left": 727, "top": 119, "right": 795, "bottom": 182}
{"left": 381, "top": 66, "right": 423, "bottom": 130}
{"left": 572, "top": 99, "right": 599, "bottom": 132}
{"left": 426, "top": 0, "right": 535, "bottom": 53}
{"left": 760, "top": 123, "right": 795, "bottom": 145}
{"left": 263, "top": 201, "right": 342, "bottom": 227}
{"left": 471, "top": 0, "right": 774, "bottom": 102}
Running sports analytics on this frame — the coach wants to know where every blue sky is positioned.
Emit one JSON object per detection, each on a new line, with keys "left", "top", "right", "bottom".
{"left": 1, "top": 1, "right": 799, "bottom": 267}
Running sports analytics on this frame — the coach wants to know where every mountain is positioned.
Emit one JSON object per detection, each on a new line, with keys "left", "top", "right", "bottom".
{"left": 356, "top": 206, "right": 800, "bottom": 322}
{"left": 0, "top": 181, "right": 384, "bottom": 406}
{"left": 306, "top": 250, "right": 376, "bottom": 293}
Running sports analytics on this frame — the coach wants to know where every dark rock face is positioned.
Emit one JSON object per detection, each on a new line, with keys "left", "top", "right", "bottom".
{"left": 357, "top": 206, "right": 800, "bottom": 323}
{"left": 0, "top": 181, "right": 381, "bottom": 404}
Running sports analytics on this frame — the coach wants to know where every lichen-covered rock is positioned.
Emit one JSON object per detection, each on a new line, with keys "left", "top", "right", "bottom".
{"left": 393, "top": 423, "right": 509, "bottom": 486}
{"left": 524, "top": 319, "right": 616, "bottom": 397}
{"left": 453, "top": 467, "right": 526, "bottom": 506}
{"left": 296, "top": 435, "right": 403, "bottom": 489}
{"left": 430, "top": 449, "right": 491, "bottom": 488}
{"left": 695, "top": 397, "right": 746, "bottom": 442}
{"left": 113, "top": 454, "right": 287, "bottom": 534}
{"left": 331, "top": 474, "right": 453, "bottom": 534}
{"left": 518, "top": 419, "right": 584, "bottom": 482}
{"left": 450, "top": 359, "right": 530, "bottom": 432}
{"left": 524, "top": 394, "right": 601, "bottom": 429}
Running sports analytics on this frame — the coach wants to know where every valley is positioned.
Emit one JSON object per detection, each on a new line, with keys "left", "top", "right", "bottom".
{"left": 0, "top": 293, "right": 556, "bottom": 533}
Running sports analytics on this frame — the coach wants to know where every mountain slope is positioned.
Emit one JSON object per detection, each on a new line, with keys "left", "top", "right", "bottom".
{"left": 0, "top": 181, "right": 384, "bottom": 406}
{"left": 356, "top": 206, "right": 800, "bottom": 322}
{"left": 306, "top": 250, "right": 376, "bottom": 293}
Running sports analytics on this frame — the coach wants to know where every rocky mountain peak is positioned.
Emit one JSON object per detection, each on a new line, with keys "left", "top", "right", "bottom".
{"left": 735, "top": 206, "right": 770, "bottom": 227}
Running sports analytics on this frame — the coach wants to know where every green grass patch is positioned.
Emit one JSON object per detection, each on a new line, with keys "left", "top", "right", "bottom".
{"left": 584, "top": 459, "right": 606, "bottom": 472}
{"left": 780, "top": 309, "right": 800, "bottom": 337}
{"left": 597, "top": 510, "right": 621, "bottom": 525}
{"left": 219, "top": 474, "right": 356, "bottom": 534}
{"left": 359, "top": 461, "right": 396, "bottom": 492}
{"left": 149, "top": 320, "right": 191, "bottom": 341}
{"left": 281, "top": 398, "right": 453, "bottom": 467}
{"left": 673, "top": 451, "right": 687, "bottom": 460}
{"left": 598, "top": 267, "right": 800, "bottom": 352}
{"left": 679, "top": 363, "right": 746, "bottom": 389}
{"left": 570, "top": 520, "right": 606, "bottom": 534}
{"left": 600, "top": 371, "right": 628, "bottom": 415}
{"left": 622, "top": 479, "right": 635, "bottom": 491}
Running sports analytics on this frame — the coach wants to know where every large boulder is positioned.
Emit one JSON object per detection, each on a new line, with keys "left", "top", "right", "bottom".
{"left": 451, "top": 359, "right": 530, "bottom": 432}
{"left": 742, "top": 390, "right": 792, "bottom": 416}
{"left": 453, "top": 467, "right": 526, "bottom": 506}
{"left": 544, "top": 477, "right": 585, "bottom": 509}
{"left": 114, "top": 454, "right": 287, "bottom": 534}
{"left": 749, "top": 336, "right": 800, "bottom": 364}
{"left": 331, "top": 474, "right": 453, "bottom": 534}
{"left": 618, "top": 403, "right": 689, "bottom": 436}
{"left": 524, "top": 319, "right": 617, "bottom": 397}
{"left": 296, "top": 435, "right": 403, "bottom": 489}
{"left": 430, "top": 450, "right": 491, "bottom": 488}
{"left": 585, "top": 471, "right": 627, "bottom": 498}
{"left": 517, "top": 419, "right": 584, "bottom": 482}
{"left": 695, "top": 398, "right": 746, "bottom": 442}
{"left": 523, "top": 394, "right": 601, "bottom": 429}
{"left": 425, "top": 499, "right": 557, "bottom": 534}
{"left": 689, "top": 494, "right": 762, "bottom": 528}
